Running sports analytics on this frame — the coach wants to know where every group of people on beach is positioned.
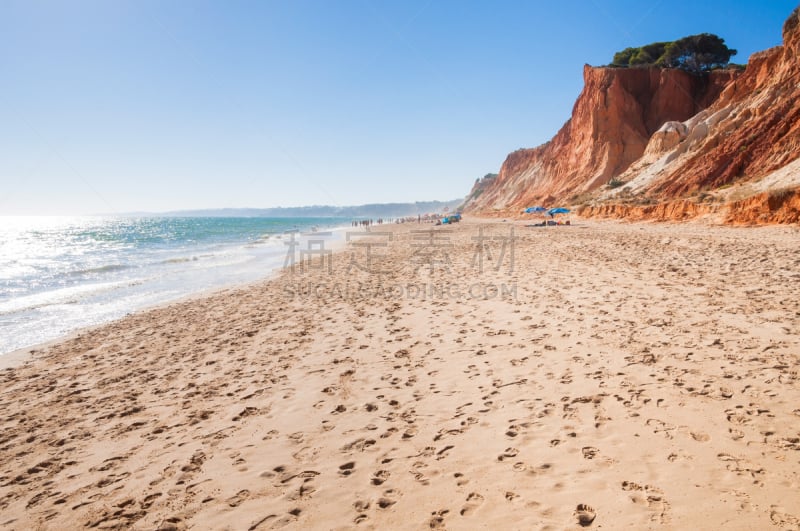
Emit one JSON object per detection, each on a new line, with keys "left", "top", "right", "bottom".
{"left": 351, "top": 213, "right": 454, "bottom": 227}
{"left": 529, "top": 219, "right": 571, "bottom": 226}
{"left": 351, "top": 219, "right": 384, "bottom": 227}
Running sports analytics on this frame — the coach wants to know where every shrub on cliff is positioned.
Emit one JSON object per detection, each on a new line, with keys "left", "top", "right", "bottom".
{"left": 612, "top": 41, "right": 670, "bottom": 67}
{"left": 611, "top": 33, "right": 737, "bottom": 73}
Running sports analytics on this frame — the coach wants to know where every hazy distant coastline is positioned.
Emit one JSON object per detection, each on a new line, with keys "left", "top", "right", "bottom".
{"left": 121, "top": 199, "right": 463, "bottom": 218}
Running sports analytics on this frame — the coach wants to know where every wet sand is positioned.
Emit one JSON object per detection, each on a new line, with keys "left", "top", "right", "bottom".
{"left": 1, "top": 218, "right": 799, "bottom": 530}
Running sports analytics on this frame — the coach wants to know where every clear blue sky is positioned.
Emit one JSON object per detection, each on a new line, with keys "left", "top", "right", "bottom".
{"left": 1, "top": 0, "right": 796, "bottom": 214}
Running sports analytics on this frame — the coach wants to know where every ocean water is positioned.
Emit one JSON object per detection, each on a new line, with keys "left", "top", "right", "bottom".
{"left": 0, "top": 216, "right": 349, "bottom": 356}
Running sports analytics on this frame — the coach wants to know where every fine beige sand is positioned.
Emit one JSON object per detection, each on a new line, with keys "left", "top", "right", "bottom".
{"left": 1, "top": 218, "right": 799, "bottom": 530}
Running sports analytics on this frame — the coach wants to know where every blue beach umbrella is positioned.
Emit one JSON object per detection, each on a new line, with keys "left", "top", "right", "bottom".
{"left": 547, "top": 207, "right": 570, "bottom": 217}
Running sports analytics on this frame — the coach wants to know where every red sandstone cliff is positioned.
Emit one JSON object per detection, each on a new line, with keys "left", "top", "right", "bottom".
{"left": 466, "top": 6, "right": 800, "bottom": 225}
{"left": 464, "top": 65, "right": 736, "bottom": 214}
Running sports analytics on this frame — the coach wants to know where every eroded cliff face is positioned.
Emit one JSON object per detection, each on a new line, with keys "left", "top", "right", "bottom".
{"left": 465, "top": 65, "right": 736, "bottom": 215}
{"left": 631, "top": 8, "right": 800, "bottom": 201}
{"left": 577, "top": 189, "right": 800, "bottom": 225}
{"left": 466, "top": 7, "right": 800, "bottom": 225}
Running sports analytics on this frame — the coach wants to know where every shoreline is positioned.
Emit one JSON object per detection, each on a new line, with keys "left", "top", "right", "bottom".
{"left": 2, "top": 218, "right": 799, "bottom": 529}
{"left": 0, "top": 218, "right": 472, "bottom": 368}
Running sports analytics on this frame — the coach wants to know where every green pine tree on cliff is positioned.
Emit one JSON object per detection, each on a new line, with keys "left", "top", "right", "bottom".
{"left": 612, "top": 33, "right": 737, "bottom": 73}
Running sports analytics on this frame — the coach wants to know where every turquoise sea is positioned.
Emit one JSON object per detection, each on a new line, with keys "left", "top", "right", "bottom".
{"left": 0, "top": 216, "right": 348, "bottom": 355}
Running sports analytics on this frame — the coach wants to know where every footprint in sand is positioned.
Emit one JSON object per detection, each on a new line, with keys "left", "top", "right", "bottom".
{"left": 575, "top": 504, "right": 596, "bottom": 526}
{"left": 267, "top": 507, "right": 302, "bottom": 527}
{"left": 377, "top": 497, "right": 396, "bottom": 509}
{"left": 287, "top": 482, "right": 316, "bottom": 501}
{"left": 497, "top": 447, "right": 518, "bottom": 461}
{"left": 380, "top": 427, "right": 399, "bottom": 439}
{"left": 353, "top": 500, "right": 371, "bottom": 512}
{"left": 411, "top": 470, "right": 430, "bottom": 486}
{"left": 646, "top": 494, "right": 670, "bottom": 523}
{"left": 729, "top": 428, "right": 745, "bottom": 441}
{"left": 342, "top": 438, "right": 377, "bottom": 452}
{"left": 141, "top": 492, "right": 161, "bottom": 509}
{"left": 371, "top": 470, "right": 390, "bottom": 486}
{"left": 339, "top": 462, "right": 356, "bottom": 477}
{"left": 726, "top": 410, "right": 749, "bottom": 425}
{"left": 226, "top": 489, "right": 250, "bottom": 507}
{"left": 402, "top": 427, "right": 418, "bottom": 440}
{"left": 460, "top": 492, "right": 484, "bottom": 516}
{"left": 621, "top": 482, "right": 669, "bottom": 523}
{"left": 429, "top": 509, "right": 449, "bottom": 528}
{"left": 770, "top": 505, "right": 800, "bottom": 527}
{"left": 581, "top": 446, "right": 599, "bottom": 459}
{"left": 435, "top": 445, "right": 454, "bottom": 460}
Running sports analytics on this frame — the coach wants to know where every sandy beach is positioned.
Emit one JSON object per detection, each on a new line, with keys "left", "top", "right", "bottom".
{"left": 1, "top": 218, "right": 799, "bottom": 530}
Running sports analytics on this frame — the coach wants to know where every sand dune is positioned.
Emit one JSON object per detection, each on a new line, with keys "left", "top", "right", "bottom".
{"left": 1, "top": 218, "right": 799, "bottom": 530}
